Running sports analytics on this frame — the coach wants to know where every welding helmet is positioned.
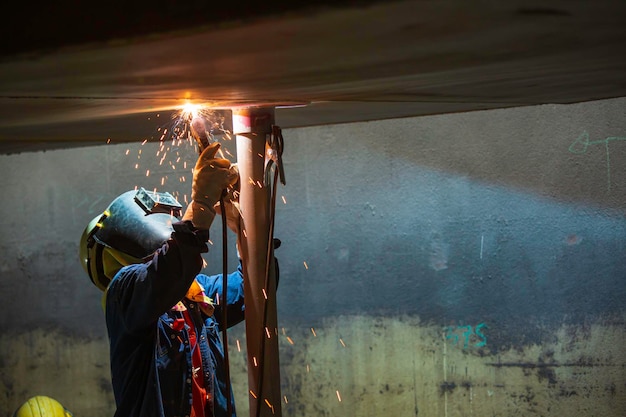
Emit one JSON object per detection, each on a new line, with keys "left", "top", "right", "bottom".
{"left": 13, "top": 396, "right": 73, "bottom": 417}
{"left": 80, "top": 188, "right": 182, "bottom": 291}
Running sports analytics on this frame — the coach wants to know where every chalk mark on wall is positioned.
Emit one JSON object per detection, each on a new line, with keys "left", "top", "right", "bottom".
{"left": 568, "top": 132, "right": 626, "bottom": 193}
{"left": 445, "top": 323, "right": 488, "bottom": 349}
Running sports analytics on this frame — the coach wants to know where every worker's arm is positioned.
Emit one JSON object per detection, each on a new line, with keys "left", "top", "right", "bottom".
{"left": 106, "top": 221, "right": 209, "bottom": 332}
{"left": 107, "top": 143, "right": 238, "bottom": 332}
{"left": 196, "top": 261, "right": 245, "bottom": 331}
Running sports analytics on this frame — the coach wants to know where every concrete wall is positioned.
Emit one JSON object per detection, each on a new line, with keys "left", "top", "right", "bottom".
{"left": 1, "top": 97, "right": 624, "bottom": 416}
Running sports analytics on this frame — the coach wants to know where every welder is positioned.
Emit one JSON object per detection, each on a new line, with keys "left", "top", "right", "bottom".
{"left": 80, "top": 143, "right": 243, "bottom": 417}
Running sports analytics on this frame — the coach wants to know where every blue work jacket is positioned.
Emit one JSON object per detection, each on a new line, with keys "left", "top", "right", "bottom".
{"left": 105, "top": 222, "right": 245, "bottom": 417}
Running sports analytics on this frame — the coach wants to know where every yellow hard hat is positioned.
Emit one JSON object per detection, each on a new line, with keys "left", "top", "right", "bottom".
{"left": 13, "top": 396, "right": 73, "bottom": 417}
{"left": 79, "top": 213, "right": 142, "bottom": 291}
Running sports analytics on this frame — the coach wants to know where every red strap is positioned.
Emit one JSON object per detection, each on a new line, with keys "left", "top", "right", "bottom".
{"left": 183, "top": 310, "right": 208, "bottom": 417}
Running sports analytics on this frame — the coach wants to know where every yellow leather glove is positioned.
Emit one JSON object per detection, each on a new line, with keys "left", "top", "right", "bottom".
{"left": 214, "top": 166, "right": 241, "bottom": 236}
{"left": 183, "top": 143, "right": 238, "bottom": 230}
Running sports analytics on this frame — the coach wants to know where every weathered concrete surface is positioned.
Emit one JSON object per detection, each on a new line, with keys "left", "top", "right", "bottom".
{"left": 0, "top": 329, "right": 113, "bottom": 415}
{"left": 3, "top": 317, "right": 624, "bottom": 416}
{"left": 0, "top": 97, "right": 625, "bottom": 415}
{"left": 271, "top": 316, "right": 626, "bottom": 416}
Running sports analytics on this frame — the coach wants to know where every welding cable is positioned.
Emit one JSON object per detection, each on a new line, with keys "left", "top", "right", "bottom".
{"left": 219, "top": 193, "right": 233, "bottom": 417}
{"left": 192, "top": 120, "right": 234, "bottom": 417}
{"left": 254, "top": 126, "right": 284, "bottom": 417}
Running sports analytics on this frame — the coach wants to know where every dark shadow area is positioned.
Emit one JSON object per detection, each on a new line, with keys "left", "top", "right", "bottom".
{"left": 1, "top": 0, "right": 387, "bottom": 57}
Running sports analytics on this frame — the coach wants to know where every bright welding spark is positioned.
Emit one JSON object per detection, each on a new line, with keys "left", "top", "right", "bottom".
{"left": 281, "top": 196, "right": 287, "bottom": 204}
{"left": 249, "top": 390, "right": 257, "bottom": 399}
{"left": 262, "top": 288, "right": 268, "bottom": 299}
{"left": 265, "top": 327, "right": 271, "bottom": 339}
{"left": 146, "top": 169, "right": 150, "bottom": 177}
{"left": 125, "top": 149, "right": 130, "bottom": 155}
{"left": 336, "top": 390, "right": 342, "bottom": 402}
{"left": 236, "top": 339, "right": 241, "bottom": 352}
{"left": 310, "top": 328, "right": 317, "bottom": 337}
{"left": 286, "top": 336, "right": 294, "bottom": 345}
{"left": 264, "top": 399, "right": 273, "bottom": 412}
{"left": 253, "top": 357, "right": 258, "bottom": 367}
{"left": 283, "top": 396, "right": 288, "bottom": 404}
{"left": 303, "top": 261, "right": 309, "bottom": 270}
{"left": 180, "top": 102, "right": 201, "bottom": 121}
{"left": 339, "top": 338, "right": 346, "bottom": 348}
{"left": 107, "top": 138, "right": 111, "bottom": 144}
{"left": 142, "top": 139, "right": 148, "bottom": 146}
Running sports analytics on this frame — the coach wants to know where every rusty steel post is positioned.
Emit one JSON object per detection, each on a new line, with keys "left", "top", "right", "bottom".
{"left": 232, "top": 107, "right": 282, "bottom": 417}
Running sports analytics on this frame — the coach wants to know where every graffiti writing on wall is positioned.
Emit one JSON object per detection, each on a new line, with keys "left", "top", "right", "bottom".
{"left": 445, "top": 323, "right": 487, "bottom": 349}
{"left": 568, "top": 132, "right": 626, "bottom": 193}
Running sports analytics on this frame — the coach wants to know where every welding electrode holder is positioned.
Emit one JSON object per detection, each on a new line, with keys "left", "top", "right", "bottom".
{"left": 190, "top": 115, "right": 213, "bottom": 153}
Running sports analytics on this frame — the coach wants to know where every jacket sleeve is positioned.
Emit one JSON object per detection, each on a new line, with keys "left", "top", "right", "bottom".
{"left": 196, "top": 261, "right": 245, "bottom": 331}
{"left": 106, "top": 221, "right": 208, "bottom": 333}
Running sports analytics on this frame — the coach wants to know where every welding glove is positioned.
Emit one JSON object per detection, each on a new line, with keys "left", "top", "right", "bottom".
{"left": 183, "top": 143, "right": 238, "bottom": 230}
{"left": 214, "top": 165, "right": 241, "bottom": 236}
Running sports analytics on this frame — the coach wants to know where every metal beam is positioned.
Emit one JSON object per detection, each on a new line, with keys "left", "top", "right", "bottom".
{"left": 233, "top": 107, "right": 282, "bottom": 417}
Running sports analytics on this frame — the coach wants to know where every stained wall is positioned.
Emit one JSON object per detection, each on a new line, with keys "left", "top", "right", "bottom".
{"left": 1, "top": 97, "right": 624, "bottom": 416}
